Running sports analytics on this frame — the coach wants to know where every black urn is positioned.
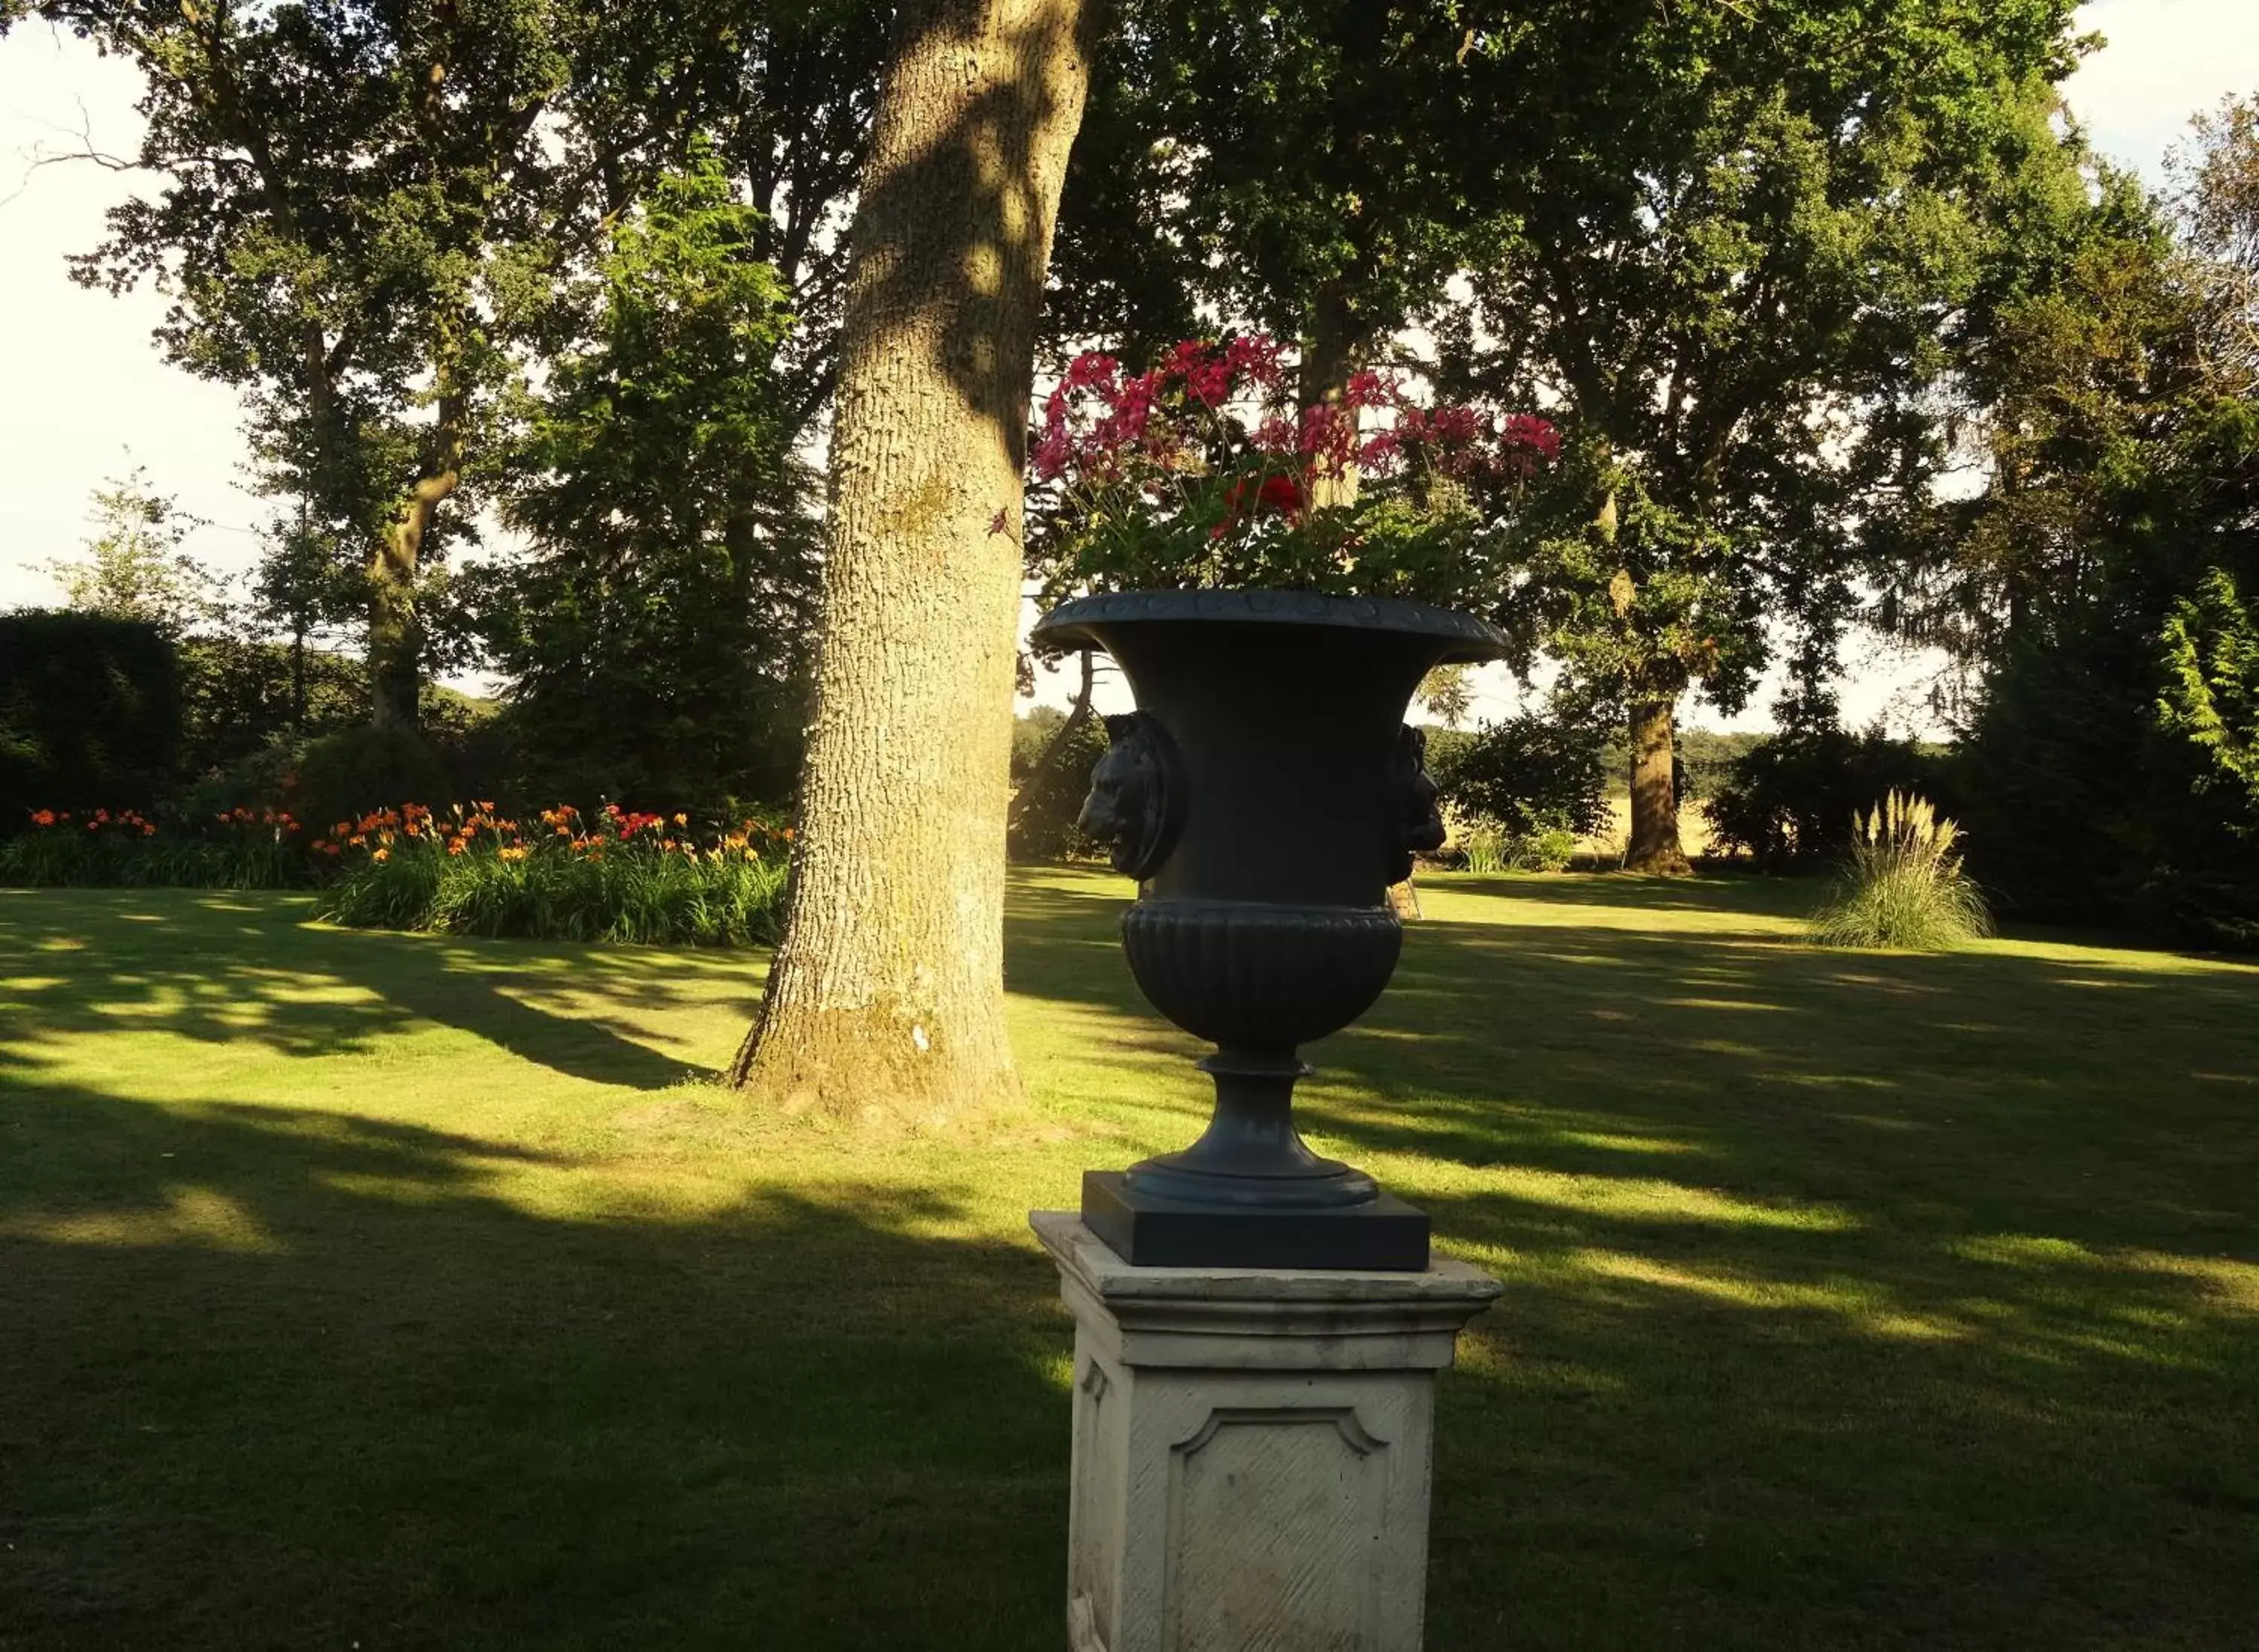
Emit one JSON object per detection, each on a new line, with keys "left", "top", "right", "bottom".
{"left": 1030, "top": 589, "right": 1508, "bottom": 1270}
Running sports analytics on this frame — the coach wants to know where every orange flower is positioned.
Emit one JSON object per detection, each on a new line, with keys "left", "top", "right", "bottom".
{"left": 29, "top": 809, "right": 54, "bottom": 828}
{"left": 447, "top": 840, "right": 467, "bottom": 856}
{"left": 372, "top": 847, "right": 391, "bottom": 863}
{"left": 142, "top": 822, "right": 157, "bottom": 837}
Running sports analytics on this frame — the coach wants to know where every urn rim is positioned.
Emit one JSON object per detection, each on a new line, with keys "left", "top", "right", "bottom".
{"left": 1030, "top": 587, "right": 1506, "bottom": 664}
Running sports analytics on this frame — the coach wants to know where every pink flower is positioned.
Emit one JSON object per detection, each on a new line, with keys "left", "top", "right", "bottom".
{"left": 1356, "top": 430, "right": 1404, "bottom": 474}
{"left": 1064, "top": 351, "right": 1120, "bottom": 394}
{"left": 1184, "top": 356, "right": 1234, "bottom": 408}
{"left": 1425, "top": 405, "right": 1483, "bottom": 446}
{"left": 1501, "top": 413, "right": 1562, "bottom": 462}
{"left": 1162, "top": 339, "right": 1212, "bottom": 379}
{"left": 1222, "top": 334, "right": 1285, "bottom": 390}
{"left": 1297, "top": 404, "right": 1357, "bottom": 474}
{"left": 1343, "top": 368, "right": 1398, "bottom": 410}
{"left": 1032, "top": 422, "right": 1075, "bottom": 481}
{"left": 1252, "top": 413, "right": 1297, "bottom": 455}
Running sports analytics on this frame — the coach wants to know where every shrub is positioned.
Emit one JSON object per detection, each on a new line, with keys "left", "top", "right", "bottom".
{"left": 177, "top": 637, "right": 367, "bottom": 780}
{"left": 1706, "top": 724, "right": 1952, "bottom": 867}
{"left": 1008, "top": 711, "right": 1108, "bottom": 862}
{"left": 1435, "top": 712, "right": 1611, "bottom": 840}
{"left": 1957, "top": 584, "right": 2259, "bottom": 949}
{"left": 1808, "top": 791, "right": 1992, "bottom": 951}
{"left": 1459, "top": 821, "right": 1578, "bottom": 874}
{"left": 0, "top": 805, "right": 308, "bottom": 889}
{"left": 293, "top": 726, "right": 451, "bottom": 849}
{"left": 313, "top": 803, "right": 790, "bottom": 946}
{"left": 0, "top": 611, "right": 182, "bottom": 830}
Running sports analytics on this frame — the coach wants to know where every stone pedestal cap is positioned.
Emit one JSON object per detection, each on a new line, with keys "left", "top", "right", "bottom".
{"left": 1032, "top": 1210, "right": 1501, "bottom": 1372}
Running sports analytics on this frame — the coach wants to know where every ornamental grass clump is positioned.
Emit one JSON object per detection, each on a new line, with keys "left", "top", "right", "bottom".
{"left": 1808, "top": 790, "right": 1992, "bottom": 951}
{"left": 312, "top": 803, "right": 789, "bottom": 948}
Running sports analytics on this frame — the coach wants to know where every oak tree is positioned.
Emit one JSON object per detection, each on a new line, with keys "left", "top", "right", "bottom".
{"left": 728, "top": 0, "right": 1101, "bottom": 1125}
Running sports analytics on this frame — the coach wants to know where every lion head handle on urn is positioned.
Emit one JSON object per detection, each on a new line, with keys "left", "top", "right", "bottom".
{"left": 1077, "top": 712, "right": 1186, "bottom": 880}
{"left": 1390, "top": 724, "right": 1447, "bottom": 884}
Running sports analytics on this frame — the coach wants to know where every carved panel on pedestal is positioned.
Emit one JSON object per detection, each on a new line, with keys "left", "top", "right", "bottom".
{"left": 1069, "top": 1353, "right": 1123, "bottom": 1651}
{"left": 1162, "top": 1407, "right": 1390, "bottom": 1652}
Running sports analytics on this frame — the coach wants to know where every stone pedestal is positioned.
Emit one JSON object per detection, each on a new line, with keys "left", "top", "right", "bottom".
{"left": 1032, "top": 1212, "right": 1501, "bottom": 1652}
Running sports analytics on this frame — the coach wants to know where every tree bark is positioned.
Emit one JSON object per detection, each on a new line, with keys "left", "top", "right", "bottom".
{"left": 1300, "top": 281, "right": 1360, "bottom": 510}
{"left": 730, "top": 0, "right": 1099, "bottom": 1128}
{"left": 367, "top": 328, "right": 465, "bottom": 731}
{"left": 1624, "top": 695, "right": 1692, "bottom": 876}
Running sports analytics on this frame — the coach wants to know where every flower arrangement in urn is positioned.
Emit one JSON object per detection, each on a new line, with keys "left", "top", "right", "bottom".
{"left": 1026, "top": 337, "right": 1556, "bottom": 1269}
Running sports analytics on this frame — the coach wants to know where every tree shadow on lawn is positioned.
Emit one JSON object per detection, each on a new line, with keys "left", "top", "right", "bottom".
{"left": 0, "top": 1078, "right": 1071, "bottom": 1652}
{"left": 1009, "top": 871, "right": 2259, "bottom": 1647}
{"left": 0, "top": 889, "right": 738, "bottom": 1090}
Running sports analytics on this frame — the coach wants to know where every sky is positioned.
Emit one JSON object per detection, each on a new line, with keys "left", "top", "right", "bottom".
{"left": 2, "top": 2, "right": 2254, "bottom": 726}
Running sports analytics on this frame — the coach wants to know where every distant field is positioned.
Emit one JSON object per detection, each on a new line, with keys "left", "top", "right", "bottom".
{"left": 1575, "top": 788, "right": 1720, "bottom": 860}
{"left": 4, "top": 872, "right": 2255, "bottom": 1649}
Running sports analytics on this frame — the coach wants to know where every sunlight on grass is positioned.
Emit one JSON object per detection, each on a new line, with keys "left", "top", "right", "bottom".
{"left": 1559, "top": 1250, "right": 1968, "bottom": 1341}
{"left": 3, "top": 872, "right": 2257, "bottom": 1647}
{"left": 3, "top": 1185, "right": 280, "bottom": 1253}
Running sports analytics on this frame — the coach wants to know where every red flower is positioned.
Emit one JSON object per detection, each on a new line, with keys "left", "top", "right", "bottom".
{"left": 1256, "top": 474, "right": 1305, "bottom": 517}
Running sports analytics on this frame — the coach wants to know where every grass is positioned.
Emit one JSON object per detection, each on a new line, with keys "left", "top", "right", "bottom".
{"left": 2, "top": 869, "right": 2256, "bottom": 1649}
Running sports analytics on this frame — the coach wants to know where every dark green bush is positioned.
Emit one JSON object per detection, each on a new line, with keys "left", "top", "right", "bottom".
{"left": 294, "top": 726, "right": 451, "bottom": 843}
{"left": 178, "top": 638, "right": 367, "bottom": 781}
{"left": 1705, "top": 725, "right": 1953, "bottom": 867}
{"left": 1434, "top": 712, "right": 1611, "bottom": 840}
{"left": 0, "top": 610, "right": 181, "bottom": 831}
{"left": 1008, "top": 710, "right": 1107, "bottom": 862}
{"left": 1959, "top": 577, "right": 2259, "bottom": 949}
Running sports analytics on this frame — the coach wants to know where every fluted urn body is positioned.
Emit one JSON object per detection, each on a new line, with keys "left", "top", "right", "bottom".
{"left": 1031, "top": 590, "right": 1506, "bottom": 1269}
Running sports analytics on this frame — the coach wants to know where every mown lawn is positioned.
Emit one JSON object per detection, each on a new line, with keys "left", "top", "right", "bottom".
{"left": 2, "top": 870, "right": 2255, "bottom": 1650}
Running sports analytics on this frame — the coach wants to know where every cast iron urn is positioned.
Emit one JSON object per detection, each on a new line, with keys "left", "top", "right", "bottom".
{"left": 1032, "top": 589, "right": 1508, "bottom": 1270}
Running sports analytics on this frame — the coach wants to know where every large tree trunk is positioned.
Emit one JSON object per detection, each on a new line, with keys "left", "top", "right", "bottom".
{"left": 730, "top": 0, "right": 1098, "bottom": 1127}
{"left": 1300, "top": 280, "right": 1360, "bottom": 510}
{"left": 1623, "top": 696, "right": 1692, "bottom": 876}
{"left": 367, "top": 424, "right": 462, "bottom": 730}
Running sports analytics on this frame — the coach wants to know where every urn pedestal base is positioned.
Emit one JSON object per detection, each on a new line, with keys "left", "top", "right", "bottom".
{"left": 1081, "top": 1170, "right": 1431, "bottom": 1272}
{"left": 1032, "top": 1211, "right": 1501, "bottom": 1652}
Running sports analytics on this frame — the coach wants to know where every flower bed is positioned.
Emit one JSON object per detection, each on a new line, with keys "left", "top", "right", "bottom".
{"left": 310, "top": 803, "right": 790, "bottom": 947}
{"left": 0, "top": 806, "right": 309, "bottom": 889}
